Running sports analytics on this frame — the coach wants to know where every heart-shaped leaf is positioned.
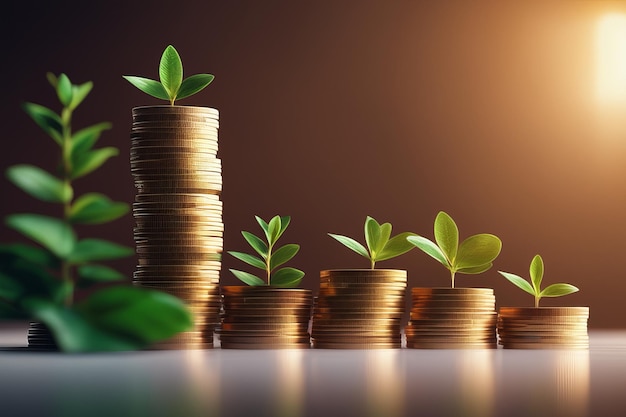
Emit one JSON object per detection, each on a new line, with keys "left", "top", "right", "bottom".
{"left": 5, "top": 214, "right": 76, "bottom": 258}
{"left": 434, "top": 211, "right": 459, "bottom": 264}
{"left": 230, "top": 269, "right": 265, "bottom": 286}
{"left": 455, "top": 234, "right": 502, "bottom": 270}
{"left": 6, "top": 164, "right": 72, "bottom": 203}
{"left": 271, "top": 267, "right": 305, "bottom": 287}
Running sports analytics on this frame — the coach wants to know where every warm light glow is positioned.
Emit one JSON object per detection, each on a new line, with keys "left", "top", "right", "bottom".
{"left": 597, "top": 13, "right": 626, "bottom": 102}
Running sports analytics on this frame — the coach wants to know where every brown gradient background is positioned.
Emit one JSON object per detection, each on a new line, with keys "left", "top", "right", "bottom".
{"left": 2, "top": 1, "right": 626, "bottom": 328}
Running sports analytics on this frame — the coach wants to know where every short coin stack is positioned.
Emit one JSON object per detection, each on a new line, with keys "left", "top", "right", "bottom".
{"left": 405, "top": 288, "right": 497, "bottom": 349}
{"left": 130, "top": 105, "right": 222, "bottom": 349}
{"left": 219, "top": 286, "right": 312, "bottom": 349}
{"left": 497, "top": 307, "right": 589, "bottom": 349}
{"left": 311, "top": 270, "right": 407, "bottom": 349}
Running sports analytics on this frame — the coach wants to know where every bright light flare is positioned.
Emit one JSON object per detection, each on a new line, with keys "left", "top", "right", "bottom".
{"left": 597, "top": 13, "right": 626, "bottom": 102}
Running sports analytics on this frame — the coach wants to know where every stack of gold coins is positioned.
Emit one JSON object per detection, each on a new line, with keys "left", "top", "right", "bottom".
{"left": 219, "top": 286, "right": 312, "bottom": 349}
{"left": 405, "top": 288, "right": 497, "bottom": 349}
{"left": 311, "top": 270, "right": 407, "bottom": 349}
{"left": 497, "top": 307, "right": 589, "bottom": 349}
{"left": 130, "top": 105, "right": 222, "bottom": 349}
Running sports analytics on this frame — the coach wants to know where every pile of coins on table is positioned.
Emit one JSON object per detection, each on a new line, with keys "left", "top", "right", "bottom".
{"left": 311, "top": 270, "right": 407, "bottom": 349}
{"left": 130, "top": 105, "right": 222, "bottom": 349}
{"left": 219, "top": 286, "right": 313, "bottom": 349}
{"left": 497, "top": 307, "right": 589, "bottom": 349}
{"left": 405, "top": 287, "right": 497, "bottom": 349}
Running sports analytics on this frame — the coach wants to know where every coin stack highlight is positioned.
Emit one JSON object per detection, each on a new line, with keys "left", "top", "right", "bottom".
{"left": 219, "top": 287, "right": 312, "bottom": 349}
{"left": 130, "top": 105, "right": 222, "bottom": 349}
{"left": 311, "top": 270, "right": 407, "bottom": 349}
{"left": 497, "top": 307, "right": 589, "bottom": 349}
{"left": 405, "top": 288, "right": 497, "bottom": 349}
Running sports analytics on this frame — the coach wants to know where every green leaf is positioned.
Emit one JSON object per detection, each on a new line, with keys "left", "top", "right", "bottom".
{"left": 177, "top": 74, "right": 215, "bottom": 100}
{"left": 255, "top": 215, "right": 269, "bottom": 236}
{"left": 434, "top": 211, "right": 459, "bottom": 264}
{"left": 270, "top": 244, "right": 299, "bottom": 270}
{"left": 122, "top": 76, "right": 169, "bottom": 100}
{"left": 69, "top": 193, "right": 129, "bottom": 224}
{"left": 540, "top": 283, "right": 579, "bottom": 298}
{"left": 56, "top": 73, "right": 73, "bottom": 107}
{"left": 159, "top": 45, "right": 183, "bottom": 101}
{"left": 69, "top": 81, "right": 93, "bottom": 110}
{"left": 22, "top": 102, "right": 63, "bottom": 145}
{"left": 71, "top": 147, "right": 118, "bottom": 179}
{"left": 530, "top": 254, "right": 544, "bottom": 294}
{"left": 5, "top": 214, "right": 76, "bottom": 258}
{"left": 406, "top": 235, "right": 449, "bottom": 267}
{"left": 277, "top": 215, "right": 291, "bottom": 241}
{"left": 46, "top": 72, "right": 58, "bottom": 88}
{"left": 271, "top": 267, "right": 305, "bottom": 287}
{"left": 0, "top": 249, "right": 64, "bottom": 302}
{"left": 365, "top": 216, "right": 381, "bottom": 256}
{"left": 6, "top": 164, "right": 72, "bottom": 203}
{"left": 455, "top": 234, "right": 502, "bottom": 270}
{"left": 267, "top": 215, "right": 282, "bottom": 245}
{"left": 328, "top": 233, "right": 369, "bottom": 259}
{"left": 242, "top": 231, "right": 269, "bottom": 259}
{"left": 0, "top": 243, "right": 58, "bottom": 268}
{"left": 0, "top": 271, "right": 23, "bottom": 301}
{"left": 498, "top": 271, "right": 536, "bottom": 296}
{"left": 71, "top": 122, "right": 112, "bottom": 156}
{"left": 457, "top": 263, "right": 493, "bottom": 274}
{"left": 77, "top": 264, "right": 125, "bottom": 282}
{"left": 377, "top": 232, "right": 417, "bottom": 262}
{"left": 230, "top": 269, "right": 266, "bottom": 286}
{"left": 228, "top": 251, "right": 266, "bottom": 270}
{"left": 68, "top": 239, "right": 133, "bottom": 264}
{"left": 377, "top": 223, "right": 392, "bottom": 254}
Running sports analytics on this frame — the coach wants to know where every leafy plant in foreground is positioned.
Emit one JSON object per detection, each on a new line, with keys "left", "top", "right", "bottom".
{"left": 498, "top": 255, "right": 579, "bottom": 308}
{"left": 123, "top": 44, "right": 214, "bottom": 105}
{"left": 228, "top": 215, "right": 305, "bottom": 287}
{"left": 407, "top": 211, "right": 502, "bottom": 288}
{"left": 328, "top": 216, "right": 416, "bottom": 269}
{"left": 0, "top": 73, "right": 192, "bottom": 351}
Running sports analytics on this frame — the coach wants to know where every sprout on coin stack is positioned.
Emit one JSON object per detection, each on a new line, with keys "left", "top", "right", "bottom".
{"left": 404, "top": 211, "right": 502, "bottom": 349}
{"left": 310, "top": 216, "right": 416, "bottom": 349}
{"left": 219, "top": 215, "right": 311, "bottom": 349}
{"left": 497, "top": 255, "right": 588, "bottom": 349}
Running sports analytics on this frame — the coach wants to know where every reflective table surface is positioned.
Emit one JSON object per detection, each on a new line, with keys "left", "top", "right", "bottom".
{"left": 1, "top": 323, "right": 624, "bottom": 417}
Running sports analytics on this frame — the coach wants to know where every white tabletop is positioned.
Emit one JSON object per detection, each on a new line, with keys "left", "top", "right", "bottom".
{"left": 1, "top": 322, "right": 625, "bottom": 417}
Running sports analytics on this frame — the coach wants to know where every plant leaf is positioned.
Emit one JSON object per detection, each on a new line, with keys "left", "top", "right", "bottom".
{"left": 77, "top": 264, "right": 125, "bottom": 282}
{"left": 177, "top": 74, "right": 215, "bottom": 100}
{"left": 457, "top": 263, "right": 493, "bottom": 274}
{"left": 159, "top": 45, "right": 183, "bottom": 100}
{"left": 230, "top": 269, "right": 266, "bottom": 286}
{"left": 69, "top": 193, "right": 129, "bottom": 224}
{"left": 228, "top": 251, "right": 266, "bottom": 270}
{"left": 406, "top": 235, "right": 449, "bottom": 267}
{"left": 0, "top": 271, "right": 23, "bottom": 301}
{"left": 455, "top": 234, "right": 502, "bottom": 270}
{"left": 328, "top": 233, "right": 369, "bottom": 259}
{"left": 271, "top": 267, "right": 305, "bottom": 287}
{"left": 5, "top": 214, "right": 76, "bottom": 258}
{"left": 122, "top": 76, "right": 169, "bottom": 100}
{"left": 56, "top": 73, "right": 73, "bottom": 107}
{"left": 69, "top": 81, "right": 93, "bottom": 110}
{"left": 365, "top": 216, "right": 381, "bottom": 256}
{"left": 0, "top": 243, "right": 58, "bottom": 268}
{"left": 0, "top": 248, "right": 64, "bottom": 302}
{"left": 255, "top": 215, "right": 269, "bottom": 236}
{"left": 6, "top": 164, "right": 72, "bottom": 203}
{"left": 498, "top": 271, "right": 536, "bottom": 296}
{"left": 377, "top": 223, "right": 392, "bottom": 254}
{"left": 71, "top": 122, "right": 112, "bottom": 156}
{"left": 242, "top": 231, "right": 269, "bottom": 259}
{"left": 22, "top": 102, "right": 63, "bottom": 145}
{"left": 434, "top": 211, "right": 459, "bottom": 264}
{"left": 529, "top": 254, "right": 544, "bottom": 294}
{"left": 71, "top": 147, "right": 118, "bottom": 179}
{"left": 540, "top": 283, "right": 579, "bottom": 298}
{"left": 68, "top": 239, "right": 133, "bottom": 264}
{"left": 270, "top": 244, "right": 299, "bottom": 270}
{"left": 377, "top": 232, "right": 417, "bottom": 262}
{"left": 267, "top": 215, "right": 282, "bottom": 245}
{"left": 277, "top": 215, "right": 291, "bottom": 241}
{"left": 46, "top": 72, "right": 58, "bottom": 88}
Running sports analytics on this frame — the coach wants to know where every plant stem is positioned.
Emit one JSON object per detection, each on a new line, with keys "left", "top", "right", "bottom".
{"left": 535, "top": 295, "right": 539, "bottom": 308}
{"left": 60, "top": 106, "right": 74, "bottom": 307}
{"left": 370, "top": 258, "right": 375, "bottom": 270}
{"left": 266, "top": 242, "right": 273, "bottom": 286}
{"left": 451, "top": 270, "right": 456, "bottom": 289}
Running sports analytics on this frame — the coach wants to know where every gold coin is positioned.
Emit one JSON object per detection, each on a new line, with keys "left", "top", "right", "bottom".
{"left": 412, "top": 287, "right": 494, "bottom": 295}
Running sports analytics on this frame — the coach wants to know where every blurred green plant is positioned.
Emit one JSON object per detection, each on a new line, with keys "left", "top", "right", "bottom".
{"left": 498, "top": 254, "right": 579, "bottom": 308}
{"left": 228, "top": 215, "right": 305, "bottom": 287}
{"left": 407, "top": 211, "right": 502, "bottom": 288}
{"left": 328, "top": 216, "right": 416, "bottom": 269}
{"left": 0, "top": 73, "right": 192, "bottom": 352}
{"left": 123, "top": 44, "right": 214, "bottom": 105}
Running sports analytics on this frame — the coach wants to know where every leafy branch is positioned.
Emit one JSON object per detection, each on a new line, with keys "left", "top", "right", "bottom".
{"left": 498, "top": 255, "right": 579, "bottom": 307}
{"left": 328, "top": 216, "right": 416, "bottom": 269}
{"left": 228, "top": 215, "right": 304, "bottom": 287}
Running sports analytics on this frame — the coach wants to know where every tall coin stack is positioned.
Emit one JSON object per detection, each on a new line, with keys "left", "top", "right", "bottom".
{"left": 497, "top": 307, "right": 589, "bottom": 349}
{"left": 219, "top": 287, "right": 313, "bottom": 349}
{"left": 405, "top": 288, "right": 497, "bottom": 349}
{"left": 311, "top": 270, "right": 407, "bottom": 349}
{"left": 130, "top": 105, "right": 222, "bottom": 349}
